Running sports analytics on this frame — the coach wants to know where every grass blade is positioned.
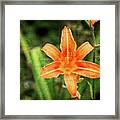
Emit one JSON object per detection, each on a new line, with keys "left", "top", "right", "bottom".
{"left": 30, "top": 47, "right": 52, "bottom": 100}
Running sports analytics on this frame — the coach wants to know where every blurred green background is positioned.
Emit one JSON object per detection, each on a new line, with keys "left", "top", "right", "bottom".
{"left": 20, "top": 20, "right": 100, "bottom": 100}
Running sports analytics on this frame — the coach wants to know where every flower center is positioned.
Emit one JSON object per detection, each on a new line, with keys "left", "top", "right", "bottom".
{"left": 59, "top": 57, "right": 76, "bottom": 74}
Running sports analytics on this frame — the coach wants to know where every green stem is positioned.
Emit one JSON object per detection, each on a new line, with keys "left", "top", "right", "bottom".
{"left": 92, "top": 50, "right": 95, "bottom": 99}
{"left": 30, "top": 47, "right": 52, "bottom": 100}
{"left": 91, "top": 27, "right": 96, "bottom": 100}
{"left": 20, "top": 33, "right": 32, "bottom": 64}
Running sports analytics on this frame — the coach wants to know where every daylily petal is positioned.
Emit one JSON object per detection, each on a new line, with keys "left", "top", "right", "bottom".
{"left": 40, "top": 62, "right": 62, "bottom": 78}
{"left": 73, "top": 61, "right": 100, "bottom": 78}
{"left": 60, "top": 26, "right": 77, "bottom": 62}
{"left": 64, "top": 74, "right": 78, "bottom": 97}
{"left": 41, "top": 43, "right": 60, "bottom": 61}
{"left": 76, "top": 42, "right": 94, "bottom": 60}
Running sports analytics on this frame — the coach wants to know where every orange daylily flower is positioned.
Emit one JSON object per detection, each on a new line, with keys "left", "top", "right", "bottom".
{"left": 87, "top": 20, "right": 98, "bottom": 27}
{"left": 40, "top": 26, "right": 100, "bottom": 98}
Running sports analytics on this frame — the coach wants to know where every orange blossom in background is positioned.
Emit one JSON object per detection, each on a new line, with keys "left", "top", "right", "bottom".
{"left": 87, "top": 20, "right": 98, "bottom": 27}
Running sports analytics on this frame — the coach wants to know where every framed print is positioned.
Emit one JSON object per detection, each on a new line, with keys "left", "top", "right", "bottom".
{"left": 0, "top": 0, "right": 120, "bottom": 119}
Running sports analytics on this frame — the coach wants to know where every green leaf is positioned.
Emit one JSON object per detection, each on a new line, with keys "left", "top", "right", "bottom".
{"left": 30, "top": 47, "right": 52, "bottom": 100}
{"left": 78, "top": 80, "right": 91, "bottom": 100}
{"left": 20, "top": 33, "right": 32, "bottom": 64}
{"left": 87, "top": 81, "right": 93, "bottom": 100}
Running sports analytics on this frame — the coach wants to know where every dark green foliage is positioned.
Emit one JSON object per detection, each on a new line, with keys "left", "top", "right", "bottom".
{"left": 20, "top": 20, "right": 100, "bottom": 100}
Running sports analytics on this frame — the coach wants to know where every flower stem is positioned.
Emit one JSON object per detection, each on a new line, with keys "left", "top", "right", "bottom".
{"left": 91, "top": 27, "right": 96, "bottom": 100}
